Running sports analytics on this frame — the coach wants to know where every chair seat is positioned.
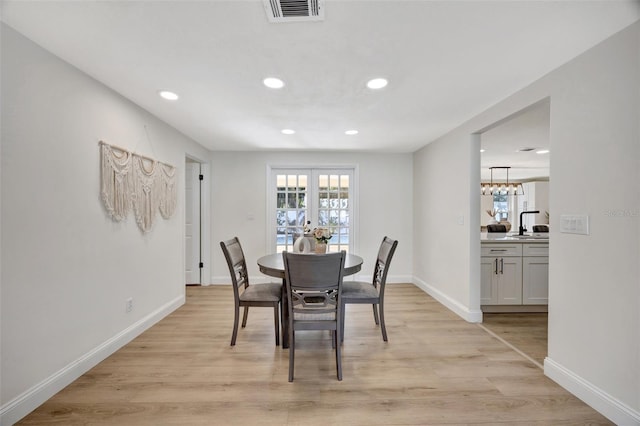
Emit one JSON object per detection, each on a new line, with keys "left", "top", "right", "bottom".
{"left": 239, "top": 283, "right": 282, "bottom": 302}
{"left": 342, "top": 281, "right": 379, "bottom": 300}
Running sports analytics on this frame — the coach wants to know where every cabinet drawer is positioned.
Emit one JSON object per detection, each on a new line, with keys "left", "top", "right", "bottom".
{"left": 481, "top": 244, "right": 522, "bottom": 257}
{"left": 523, "top": 243, "right": 549, "bottom": 256}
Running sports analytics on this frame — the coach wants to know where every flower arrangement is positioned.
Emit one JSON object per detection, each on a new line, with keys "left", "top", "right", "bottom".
{"left": 313, "top": 227, "right": 332, "bottom": 244}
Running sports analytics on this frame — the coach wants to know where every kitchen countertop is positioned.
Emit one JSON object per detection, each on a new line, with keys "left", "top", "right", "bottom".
{"left": 481, "top": 233, "right": 549, "bottom": 242}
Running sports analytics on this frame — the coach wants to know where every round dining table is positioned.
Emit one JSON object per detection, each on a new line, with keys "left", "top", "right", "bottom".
{"left": 257, "top": 252, "right": 364, "bottom": 348}
{"left": 257, "top": 252, "right": 364, "bottom": 279}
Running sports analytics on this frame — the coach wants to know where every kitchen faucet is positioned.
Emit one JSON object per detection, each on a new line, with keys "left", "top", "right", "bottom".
{"left": 519, "top": 210, "right": 540, "bottom": 235}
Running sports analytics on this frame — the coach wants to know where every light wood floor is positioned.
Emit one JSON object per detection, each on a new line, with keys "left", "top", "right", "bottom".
{"left": 18, "top": 284, "right": 612, "bottom": 425}
{"left": 480, "top": 313, "right": 548, "bottom": 367}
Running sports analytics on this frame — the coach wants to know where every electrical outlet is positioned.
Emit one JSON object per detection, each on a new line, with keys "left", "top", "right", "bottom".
{"left": 125, "top": 297, "right": 133, "bottom": 313}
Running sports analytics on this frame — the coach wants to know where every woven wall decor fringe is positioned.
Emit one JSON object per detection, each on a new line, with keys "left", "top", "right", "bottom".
{"left": 100, "top": 141, "right": 177, "bottom": 233}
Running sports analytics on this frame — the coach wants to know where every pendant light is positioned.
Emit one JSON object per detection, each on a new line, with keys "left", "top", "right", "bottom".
{"left": 481, "top": 167, "right": 524, "bottom": 196}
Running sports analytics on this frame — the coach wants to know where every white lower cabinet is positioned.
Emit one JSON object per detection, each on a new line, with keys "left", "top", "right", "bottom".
{"left": 481, "top": 256, "right": 522, "bottom": 304}
{"left": 523, "top": 257, "right": 549, "bottom": 305}
{"left": 481, "top": 244, "right": 523, "bottom": 305}
{"left": 481, "top": 242, "right": 548, "bottom": 307}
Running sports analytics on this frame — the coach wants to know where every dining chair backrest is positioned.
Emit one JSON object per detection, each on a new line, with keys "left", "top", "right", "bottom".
{"left": 374, "top": 237, "right": 398, "bottom": 288}
{"left": 283, "top": 251, "right": 346, "bottom": 323}
{"left": 220, "top": 237, "right": 249, "bottom": 299}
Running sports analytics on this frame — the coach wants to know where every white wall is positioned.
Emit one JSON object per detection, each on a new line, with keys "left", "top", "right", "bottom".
{"left": 413, "top": 21, "right": 639, "bottom": 424}
{"left": 0, "top": 24, "right": 210, "bottom": 424}
{"left": 544, "top": 22, "right": 639, "bottom": 422}
{"left": 209, "top": 151, "right": 413, "bottom": 284}
{"left": 413, "top": 133, "right": 482, "bottom": 322}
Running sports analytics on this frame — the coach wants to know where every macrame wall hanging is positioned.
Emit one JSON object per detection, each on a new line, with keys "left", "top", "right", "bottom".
{"left": 100, "top": 140, "right": 177, "bottom": 233}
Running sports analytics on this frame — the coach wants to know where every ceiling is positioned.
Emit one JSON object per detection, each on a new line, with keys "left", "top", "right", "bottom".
{"left": 2, "top": 1, "right": 639, "bottom": 154}
{"left": 480, "top": 100, "right": 550, "bottom": 181}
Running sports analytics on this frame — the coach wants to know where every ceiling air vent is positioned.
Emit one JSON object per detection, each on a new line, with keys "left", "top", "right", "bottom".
{"left": 263, "top": 0, "right": 324, "bottom": 23}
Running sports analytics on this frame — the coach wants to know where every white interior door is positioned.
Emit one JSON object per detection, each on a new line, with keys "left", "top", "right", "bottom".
{"left": 185, "top": 161, "right": 201, "bottom": 284}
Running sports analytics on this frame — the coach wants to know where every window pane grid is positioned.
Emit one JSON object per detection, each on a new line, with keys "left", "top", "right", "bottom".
{"left": 318, "top": 173, "right": 350, "bottom": 253}
{"left": 276, "top": 174, "right": 307, "bottom": 253}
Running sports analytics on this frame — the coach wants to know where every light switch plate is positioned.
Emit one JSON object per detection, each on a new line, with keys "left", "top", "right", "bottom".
{"left": 560, "top": 214, "right": 590, "bottom": 235}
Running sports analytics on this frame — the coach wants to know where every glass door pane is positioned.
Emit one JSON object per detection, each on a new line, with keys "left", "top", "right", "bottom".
{"left": 275, "top": 172, "right": 308, "bottom": 253}
{"left": 316, "top": 171, "right": 351, "bottom": 253}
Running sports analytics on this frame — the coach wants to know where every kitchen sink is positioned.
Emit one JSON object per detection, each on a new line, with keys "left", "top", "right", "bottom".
{"left": 509, "top": 234, "right": 549, "bottom": 239}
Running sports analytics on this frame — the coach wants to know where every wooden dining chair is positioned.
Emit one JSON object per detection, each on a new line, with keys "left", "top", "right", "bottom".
{"left": 282, "top": 251, "right": 346, "bottom": 381}
{"left": 220, "top": 237, "right": 282, "bottom": 346}
{"left": 341, "top": 236, "right": 398, "bottom": 343}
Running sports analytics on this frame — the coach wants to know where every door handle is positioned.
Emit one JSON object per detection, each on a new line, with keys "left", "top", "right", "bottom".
{"left": 500, "top": 258, "right": 504, "bottom": 274}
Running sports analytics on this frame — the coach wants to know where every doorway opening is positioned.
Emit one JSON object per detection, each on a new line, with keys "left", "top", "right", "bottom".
{"left": 477, "top": 98, "right": 550, "bottom": 365}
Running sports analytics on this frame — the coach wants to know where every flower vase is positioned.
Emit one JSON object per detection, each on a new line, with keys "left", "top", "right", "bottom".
{"left": 314, "top": 243, "right": 327, "bottom": 254}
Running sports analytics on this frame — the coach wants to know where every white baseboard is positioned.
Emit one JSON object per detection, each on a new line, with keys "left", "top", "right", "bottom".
{"left": 412, "top": 277, "right": 483, "bottom": 323}
{"left": 0, "top": 295, "right": 185, "bottom": 426}
{"left": 383, "top": 274, "right": 414, "bottom": 284}
{"left": 209, "top": 276, "right": 275, "bottom": 285}
{"left": 209, "top": 276, "right": 234, "bottom": 285}
{"left": 544, "top": 357, "right": 640, "bottom": 426}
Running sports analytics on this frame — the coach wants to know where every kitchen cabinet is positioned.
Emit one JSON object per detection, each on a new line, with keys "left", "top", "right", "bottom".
{"left": 481, "top": 239, "right": 549, "bottom": 310}
{"left": 522, "top": 243, "right": 549, "bottom": 305}
{"left": 481, "top": 244, "right": 522, "bottom": 305}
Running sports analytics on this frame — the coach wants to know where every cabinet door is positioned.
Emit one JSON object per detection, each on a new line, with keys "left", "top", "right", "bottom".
{"left": 523, "top": 256, "right": 549, "bottom": 305}
{"left": 497, "top": 257, "right": 523, "bottom": 304}
{"left": 480, "top": 257, "right": 498, "bottom": 304}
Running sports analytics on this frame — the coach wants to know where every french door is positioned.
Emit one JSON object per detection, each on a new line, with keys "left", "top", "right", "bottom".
{"left": 270, "top": 168, "right": 354, "bottom": 253}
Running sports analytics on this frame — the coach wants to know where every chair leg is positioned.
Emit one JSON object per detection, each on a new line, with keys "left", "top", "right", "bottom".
{"left": 288, "top": 330, "right": 295, "bottom": 382}
{"left": 231, "top": 304, "right": 240, "bottom": 346}
{"left": 378, "top": 301, "right": 388, "bottom": 342}
{"left": 336, "top": 327, "right": 343, "bottom": 381}
{"left": 273, "top": 303, "right": 280, "bottom": 346}
{"left": 281, "top": 283, "right": 288, "bottom": 349}
{"left": 372, "top": 303, "right": 380, "bottom": 325}
{"left": 241, "top": 306, "right": 249, "bottom": 327}
{"left": 340, "top": 302, "right": 346, "bottom": 344}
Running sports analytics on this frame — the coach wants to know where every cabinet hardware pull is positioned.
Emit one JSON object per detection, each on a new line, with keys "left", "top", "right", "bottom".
{"left": 494, "top": 258, "right": 498, "bottom": 275}
{"left": 490, "top": 249, "right": 507, "bottom": 252}
{"left": 500, "top": 258, "right": 504, "bottom": 274}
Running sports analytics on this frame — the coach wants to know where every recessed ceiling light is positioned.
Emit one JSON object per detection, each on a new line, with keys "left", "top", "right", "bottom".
{"left": 263, "top": 77, "right": 285, "bottom": 89}
{"left": 480, "top": 149, "right": 486, "bottom": 153}
{"left": 281, "top": 129, "right": 295, "bottom": 135}
{"left": 345, "top": 130, "right": 358, "bottom": 135}
{"left": 158, "top": 90, "right": 179, "bottom": 100}
{"left": 536, "top": 149, "right": 550, "bottom": 154}
{"left": 366, "top": 78, "right": 388, "bottom": 89}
